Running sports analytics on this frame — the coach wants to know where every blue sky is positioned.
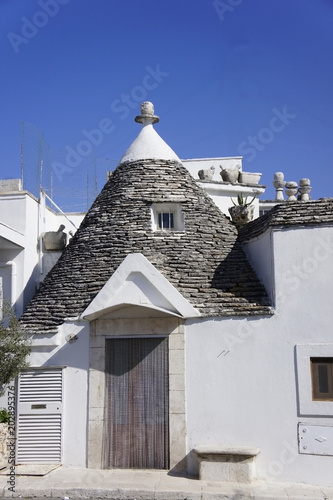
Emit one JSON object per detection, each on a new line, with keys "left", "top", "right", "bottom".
{"left": 1, "top": 0, "right": 332, "bottom": 210}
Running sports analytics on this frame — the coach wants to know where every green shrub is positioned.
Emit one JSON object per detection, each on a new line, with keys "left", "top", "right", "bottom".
{"left": 0, "top": 301, "right": 31, "bottom": 395}
{"left": 0, "top": 408, "right": 10, "bottom": 424}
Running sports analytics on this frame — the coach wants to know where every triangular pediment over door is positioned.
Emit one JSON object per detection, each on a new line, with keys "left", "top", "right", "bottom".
{"left": 81, "top": 252, "right": 200, "bottom": 321}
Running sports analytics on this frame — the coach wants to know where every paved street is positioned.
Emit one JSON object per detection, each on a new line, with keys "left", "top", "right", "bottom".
{"left": 1, "top": 466, "right": 333, "bottom": 499}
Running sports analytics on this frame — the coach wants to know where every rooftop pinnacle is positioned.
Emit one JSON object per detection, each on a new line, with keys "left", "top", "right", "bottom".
{"left": 119, "top": 102, "right": 180, "bottom": 164}
{"left": 135, "top": 101, "right": 159, "bottom": 125}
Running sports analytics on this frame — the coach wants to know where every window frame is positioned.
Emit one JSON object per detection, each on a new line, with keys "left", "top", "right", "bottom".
{"left": 311, "top": 357, "right": 333, "bottom": 401}
{"left": 296, "top": 344, "right": 333, "bottom": 416}
{"left": 151, "top": 203, "right": 184, "bottom": 232}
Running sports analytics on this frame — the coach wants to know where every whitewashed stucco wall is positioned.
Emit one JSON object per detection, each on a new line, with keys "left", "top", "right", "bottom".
{"left": 185, "top": 315, "right": 333, "bottom": 485}
{"left": 27, "top": 321, "right": 89, "bottom": 467}
{"left": 198, "top": 183, "right": 263, "bottom": 219}
{"left": 185, "top": 224, "right": 333, "bottom": 486}
{"left": 242, "top": 229, "right": 275, "bottom": 303}
{"left": 0, "top": 194, "right": 37, "bottom": 316}
{"left": 0, "top": 194, "right": 27, "bottom": 235}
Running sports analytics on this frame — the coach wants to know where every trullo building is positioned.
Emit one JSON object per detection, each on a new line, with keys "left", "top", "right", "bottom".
{"left": 3, "top": 102, "right": 333, "bottom": 487}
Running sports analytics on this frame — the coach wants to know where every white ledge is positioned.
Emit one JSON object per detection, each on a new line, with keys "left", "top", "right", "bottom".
{"left": 193, "top": 446, "right": 260, "bottom": 456}
{"left": 197, "top": 182, "right": 266, "bottom": 196}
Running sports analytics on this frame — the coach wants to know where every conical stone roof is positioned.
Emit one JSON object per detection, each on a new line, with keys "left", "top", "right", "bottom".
{"left": 21, "top": 104, "right": 271, "bottom": 334}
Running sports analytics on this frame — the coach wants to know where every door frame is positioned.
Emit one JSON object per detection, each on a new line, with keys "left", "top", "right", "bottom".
{"left": 103, "top": 335, "right": 169, "bottom": 469}
{"left": 88, "top": 316, "right": 187, "bottom": 473}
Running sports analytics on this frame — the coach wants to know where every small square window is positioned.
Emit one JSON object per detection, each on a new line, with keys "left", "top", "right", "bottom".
{"left": 151, "top": 203, "right": 184, "bottom": 232}
{"left": 311, "top": 358, "right": 333, "bottom": 401}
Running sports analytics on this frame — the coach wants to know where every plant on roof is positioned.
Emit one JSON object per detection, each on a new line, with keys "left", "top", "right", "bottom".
{"left": 0, "top": 301, "right": 31, "bottom": 395}
{"left": 229, "top": 193, "right": 256, "bottom": 229}
{"left": 231, "top": 193, "right": 255, "bottom": 207}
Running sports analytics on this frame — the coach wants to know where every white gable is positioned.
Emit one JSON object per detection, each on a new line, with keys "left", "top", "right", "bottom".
{"left": 81, "top": 253, "right": 200, "bottom": 320}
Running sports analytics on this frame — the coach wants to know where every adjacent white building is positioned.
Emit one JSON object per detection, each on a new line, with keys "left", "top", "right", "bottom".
{"left": 0, "top": 179, "right": 84, "bottom": 316}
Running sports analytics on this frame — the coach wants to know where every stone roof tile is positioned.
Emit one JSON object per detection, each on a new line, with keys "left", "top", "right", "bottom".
{"left": 239, "top": 198, "right": 333, "bottom": 241}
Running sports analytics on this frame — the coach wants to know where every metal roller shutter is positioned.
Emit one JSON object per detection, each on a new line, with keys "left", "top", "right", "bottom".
{"left": 16, "top": 368, "right": 63, "bottom": 464}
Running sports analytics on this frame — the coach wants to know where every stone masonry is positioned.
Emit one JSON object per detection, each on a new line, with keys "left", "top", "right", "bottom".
{"left": 21, "top": 158, "right": 271, "bottom": 335}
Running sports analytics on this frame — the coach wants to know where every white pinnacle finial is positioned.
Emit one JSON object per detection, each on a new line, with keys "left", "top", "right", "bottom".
{"left": 273, "top": 172, "right": 285, "bottom": 201}
{"left": 135, "top": 101, "right": 160, "bottom": 125}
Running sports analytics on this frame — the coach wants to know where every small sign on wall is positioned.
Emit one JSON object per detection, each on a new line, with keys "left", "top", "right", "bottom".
{"left": 299, "top": 423, "right": 333, "bottom": 456}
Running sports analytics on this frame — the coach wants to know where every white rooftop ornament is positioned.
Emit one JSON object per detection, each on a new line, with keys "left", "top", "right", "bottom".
{"left": 273, "top": 172, "right": 285, "bottom": 201}
{"left": 285, "top": 181, "right": 298, "bottom": 201}
{"left": 134, "top": 101, "right": 159, "bottom": 124}
{"left": 119, "top": 101, "right": 181, "bottom": 164}
{"left": 298, "top": 178, "right": 311, "bottom": 201}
